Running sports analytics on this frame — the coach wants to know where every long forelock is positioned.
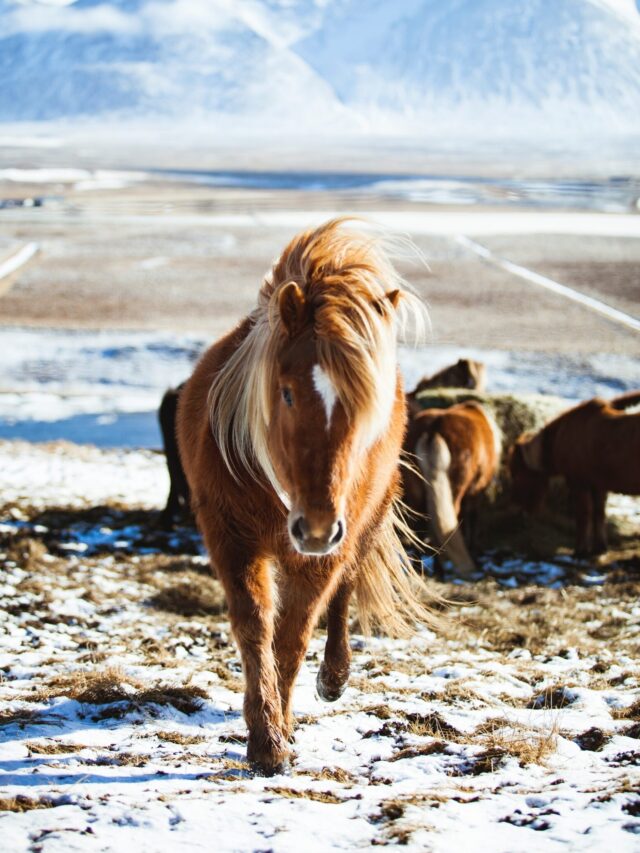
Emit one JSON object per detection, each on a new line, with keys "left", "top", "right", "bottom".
{"left": 208, "top": 219, "right": 429, "bottom": 494}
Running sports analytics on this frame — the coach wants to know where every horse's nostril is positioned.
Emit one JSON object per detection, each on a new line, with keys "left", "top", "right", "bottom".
{"left": 330, "top": 519, "right": 345, "bottom": 545}
{"left": 291, "top": 516, "right": 307, "bottom": 542}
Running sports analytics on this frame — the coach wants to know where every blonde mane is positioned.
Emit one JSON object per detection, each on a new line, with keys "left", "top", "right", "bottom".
{"left": 208, "top": 218, "right": 429, "bottom": 499}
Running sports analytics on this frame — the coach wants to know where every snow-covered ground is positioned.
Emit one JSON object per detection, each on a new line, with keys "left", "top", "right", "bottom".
{"left": 0, "top": 321, "right": 638, "bottom": 849}
{"left": 0, "top": 438, "right": 639, "bottom": 851}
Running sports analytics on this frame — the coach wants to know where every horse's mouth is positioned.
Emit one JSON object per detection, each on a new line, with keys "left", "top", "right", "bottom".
{"left": 290, "top": 537, "right": 341, "bottom": 557}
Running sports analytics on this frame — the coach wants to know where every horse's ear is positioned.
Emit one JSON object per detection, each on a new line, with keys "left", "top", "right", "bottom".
{"left": 520, "top": 432, "right": 544, "bottom": 472}
{"left": 386, "top": 289, "right": 401, "bottom": 309}
{"left": 279, "top": 281, "right": 305, "bottom": 337}
{"left": 373, "top": 289, "right": 402, "bottom": 315}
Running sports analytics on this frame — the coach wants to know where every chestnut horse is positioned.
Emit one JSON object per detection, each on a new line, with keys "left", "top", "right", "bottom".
{"left": 177, "top": 219, "right": 434, "bottom": 774}
{"left": 510, "top": 391, "right": 640, "bottom": 556}
{"left": 403, "top": 401, "right": 501, "bottom": 575}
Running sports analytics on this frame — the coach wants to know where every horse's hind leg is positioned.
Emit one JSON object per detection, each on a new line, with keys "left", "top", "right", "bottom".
{"left": 592, "top": 489, "right": 608, "bottom": 555}
{"left": 214, "top": 550, "right": 288, "bottom": 774}
{"left": 317, "top": 576, "right": 355, "bottom": 703}
{"left": 572, "top": 486, "right": 594, "bottom": 556}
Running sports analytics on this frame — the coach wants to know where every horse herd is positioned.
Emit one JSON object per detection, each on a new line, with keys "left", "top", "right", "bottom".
{"left": 153, "top": 219, "right": 638, "bottom": 773}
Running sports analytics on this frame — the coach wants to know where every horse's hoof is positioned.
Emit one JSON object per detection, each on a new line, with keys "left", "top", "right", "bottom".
{"left": 316, "top": 663, "right": 347, "bottom": 703}
{"left": 250, "top": 757, "right": 291, "bottom": 777}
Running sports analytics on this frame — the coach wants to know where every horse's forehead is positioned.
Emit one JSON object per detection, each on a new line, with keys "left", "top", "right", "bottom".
{"left": 278, "top": 333, "right": 316, "bottom": 373}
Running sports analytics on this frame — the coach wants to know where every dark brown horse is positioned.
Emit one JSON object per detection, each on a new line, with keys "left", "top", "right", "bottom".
{"left": 510, "top": 391, "right": 640, "bottom": 556}
{"left": 407, "top": 358, "right": 486, "bottom": 415}
{"left": 177, "top": 219, "right": 435, "bottom": 774}
{"left": 403, "top": 401, "right": 501, "bottom": 575}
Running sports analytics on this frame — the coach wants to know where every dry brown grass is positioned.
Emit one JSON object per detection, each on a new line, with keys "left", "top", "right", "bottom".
{"left": 390, "top": 741, "right": 449, "bottom": 762}
{"left": 361, "top": 704, "right": 394, "bottom": 720}
{"left": 613, "top": 699, "right": 640, "bottom": 721}
{"left": 0, "top": 708, "right": 52, "bottom": 729}
{"left": 406, "top": 711, "right": 463, "bottom": 740}
{"left": 349, "top": 676, "right": 390, "bottom": 695}
{"left": 388, "top": 713, "right": 557, "bottom": 772}
{"left": 264, "top": 786, "right": 345, "bottom": 804}
{"left": 26, "top": 741, "right": 88, "bottom": 754}
{"left": 21, "top": 666, "right": 208, "bottom": 718}
{"left": 0, "top": 796, "right": 56, "bottom": 813}
{"left": 157, "top": 731, "right": 207, "bottom": 745}
{"left": 92, "top": 752, "right": 150, "bottom": 767}
{"left": 476, "top": 724, "right": 557, "bottom": 768}
{"left": 297, "top": 766, "right": 358, "bottom": 785}
{"left": 149, "top": 580, "right": 226, "bottom": 617}
{"left": 439, "top": 682, "right": 489, "bottom": 708}
{"left": 211, "top": 664, "right": 244, "bottom": 693}
{"left": 445, "top": 580, "right": 640, "bottom": 660}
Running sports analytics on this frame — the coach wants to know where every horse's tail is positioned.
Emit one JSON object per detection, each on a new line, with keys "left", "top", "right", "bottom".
{"left": 610, "top": 390, "right": 640, "bottom": 411}
{"left": 354, "top": 497, "right": 445, "bottom": 639}
{"left": 416, "top": 432, "right": 476, "bottom": 577}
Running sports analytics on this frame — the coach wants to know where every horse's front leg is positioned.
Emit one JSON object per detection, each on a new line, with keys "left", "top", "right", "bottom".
{"left": 273, "top": 569, "right": 341, "bottom": 740}
{"left": 215, "top": 552, "right": 288, "bottom": 774}
{"left": 317, "top": 576, "right": 355, "bottom": 702}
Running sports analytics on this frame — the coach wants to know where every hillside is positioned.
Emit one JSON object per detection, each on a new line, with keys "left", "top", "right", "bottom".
{"left": 0, "top": 0, "right": 639, "bottom": 140}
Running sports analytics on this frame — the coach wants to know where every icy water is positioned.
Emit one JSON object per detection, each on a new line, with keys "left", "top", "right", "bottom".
{"left": 154, "top": 168, "right": 640, "bottom": 213}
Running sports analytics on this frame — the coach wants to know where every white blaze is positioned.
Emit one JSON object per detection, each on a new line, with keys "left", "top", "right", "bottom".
{"left": 312, "top": 364, "right": 337, "bottom": 427}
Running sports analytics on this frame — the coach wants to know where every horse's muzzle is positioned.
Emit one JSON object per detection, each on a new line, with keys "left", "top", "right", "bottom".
{"left": 288, "top": 512, "right": 346, "bottom": 556}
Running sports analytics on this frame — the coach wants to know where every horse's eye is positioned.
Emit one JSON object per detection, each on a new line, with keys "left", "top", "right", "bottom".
{"left": 282, "top": 387, "right": 293, "bottom": 407}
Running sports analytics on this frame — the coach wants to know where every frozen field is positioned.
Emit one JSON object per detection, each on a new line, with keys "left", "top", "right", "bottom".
{"left": 0, "top": 440, "right": 639, "bottom": 852}
{"left": 1, "top": 168, "right": 639, "bottom": 850}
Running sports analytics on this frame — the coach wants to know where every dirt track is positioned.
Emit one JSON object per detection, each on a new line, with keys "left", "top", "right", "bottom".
{"left": 0, "top": 180, "right": 638, "bottom": 355}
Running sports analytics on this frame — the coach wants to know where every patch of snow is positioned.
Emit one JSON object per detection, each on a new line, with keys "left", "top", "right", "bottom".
{"left": 0, "top": 440, "right": 167, "bottom": 508}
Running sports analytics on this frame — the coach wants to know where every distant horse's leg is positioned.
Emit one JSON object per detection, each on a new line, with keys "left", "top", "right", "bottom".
{"left": 212, "top": 548, "right": 288, "bottom": 774}
{"left": 317, "top": 576, "right": 355, "bottom": 703}
{"left": 572, "top": 486, "right": 594, "bottom": 557}
{"left": 592, "top": 489, "right": 608, "bottom": 555}
{"left": 461, "top": 495, "right": 478, "bottom": 554}
{"left": 273, "top": 573, "right": 339, "bottom": 740}
{"left": 159, "top": 385, "right": 191, "bottom": 526}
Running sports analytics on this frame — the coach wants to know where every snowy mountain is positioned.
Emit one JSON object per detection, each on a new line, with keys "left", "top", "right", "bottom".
{"left": 0, "top": 0, "right": 639, "bottom": 139}
{"left": 0, "top": 0, "right": 345, "bottom": 124}
{"left": 296, "top": 0, "right": 640, "bottom": 136}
